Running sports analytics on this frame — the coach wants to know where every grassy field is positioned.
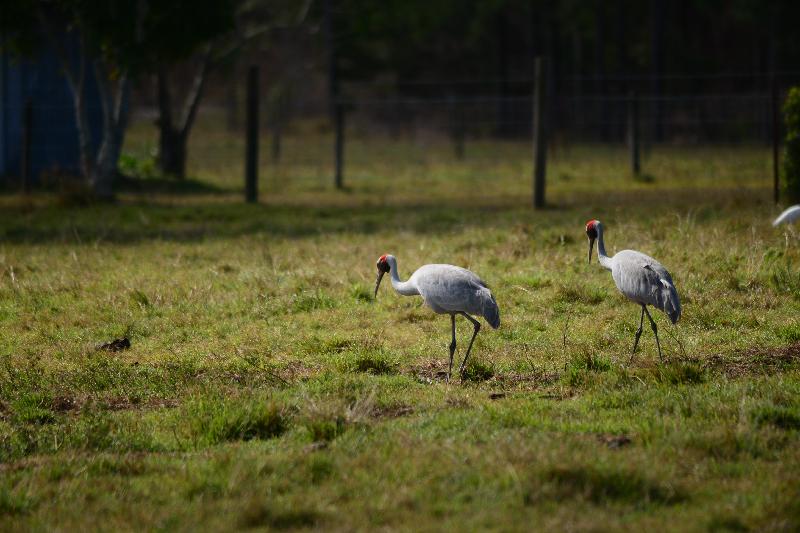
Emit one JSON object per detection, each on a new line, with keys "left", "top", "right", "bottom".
{"left": 2, "top": 120, "right": 800, "bottom": 530}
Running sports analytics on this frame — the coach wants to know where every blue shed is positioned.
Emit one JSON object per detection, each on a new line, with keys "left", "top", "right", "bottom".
{"left": 0, "top": 35, "right": 103, "bottom": 186}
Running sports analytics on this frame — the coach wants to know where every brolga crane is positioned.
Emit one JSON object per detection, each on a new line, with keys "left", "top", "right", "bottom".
{"left": 585, "top": 220, "right": 681, "bottom": 361}
{"left": 374, "top": 254, "right": 500, "bottom": 381}
{"left": 773, "top": 205, "right": 800, "bottom": 226}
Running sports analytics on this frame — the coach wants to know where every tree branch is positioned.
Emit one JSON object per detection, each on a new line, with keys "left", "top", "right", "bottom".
{"left": 157, "top": 66, "right": 174, "bottom": 130}
{"left": 179, "top": 46, "right": 212, "bottom": 137}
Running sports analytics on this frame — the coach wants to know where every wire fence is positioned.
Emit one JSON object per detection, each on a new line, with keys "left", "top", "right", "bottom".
{"left": 4, "top": 69, "right": 797, "bottom": 202}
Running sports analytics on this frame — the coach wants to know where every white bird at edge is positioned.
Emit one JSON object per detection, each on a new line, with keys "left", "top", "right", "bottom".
{"left": 773, "top": 205, "right": 800, "bottom": 226}
{"left": 374, "top": 254, "right": 500, "bottom": 381}
{"left": 585, "top": 220, "right": 681, "bottom": 361}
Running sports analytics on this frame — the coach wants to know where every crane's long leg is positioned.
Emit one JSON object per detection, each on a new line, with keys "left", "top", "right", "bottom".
{"left": 643, "top": 306, "right": 663, "bottom": 362}
{"left": 458, "top": 312, "right": 481, "bottom": 380}
{"left": 630, "top": 305, "right": 646, "bottom": 363}
{"left": 447, "top": 314, "right": 457, "bottom": 382}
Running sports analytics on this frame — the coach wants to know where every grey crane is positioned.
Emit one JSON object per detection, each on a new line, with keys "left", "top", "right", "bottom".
{"left": 586, "top": 220, "right": 681, "bottom": 361}
{"left": 374, "top": 254, "right": 500, "bottom": 381}
{"left": 773, "top": 205, "right": 800, "bottom": 226}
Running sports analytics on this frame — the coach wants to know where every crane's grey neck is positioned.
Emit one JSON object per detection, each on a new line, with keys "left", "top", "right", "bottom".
{"left": 595, "top": 223, "right": 613, "bottom": 271}
{"left": 386, "top": 256, "right": 419, "bottom": 296}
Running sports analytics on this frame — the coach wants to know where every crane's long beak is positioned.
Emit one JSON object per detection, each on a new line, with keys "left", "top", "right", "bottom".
{"left": 374, "top": 270, "right": 385, "bottom": 298}
{"left": 588, "top": 237, "right": 595, "bottom": 264}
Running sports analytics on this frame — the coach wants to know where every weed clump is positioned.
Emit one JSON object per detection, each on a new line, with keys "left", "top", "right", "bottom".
{"left": 188, "top": 398, "right": 288, "bottom": 446}
{"left": 12, "top": 392, "right": 56, "bottom": 425}
{"left": 533, "top": 466, "right": 685, "bottom": 506}
{"left": 564, "top": 352, "right": 611, "bottom": 387}
{"left": 349, "top": 284, "right": 373, "bottom": 303}
{"left": 239, "top": 500, "right": 320, "bottom": 529}
{"left": 353, "top": 356, "right": 398, "bottom": 375}
{"left": 291, "top": 289, "right": 336, "bottom": 313}
{"left": 461, "top": 360, "right": 494, "bottom": 382}
{"left": 752, "top": 405, "right": 800, "bottom": 430}
{"left": 556, "top": 284, "right": 606, "bottom": 305}
{"left": 655, "top": 362, "right": 705, "bottom": 385}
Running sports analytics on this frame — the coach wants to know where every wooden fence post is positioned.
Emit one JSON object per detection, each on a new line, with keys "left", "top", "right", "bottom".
{"left": 532, "top": 57, "right": 548, "bottom": 209}
{"left": 21, "top": 98, "right": 33, "bottom": 193}
{"left": 245, "top": 65, "right": 259, "bottom": 203}
{"left": 448, "top": 94, "right": 465, "bottom": 160}
{"left": 628, "top": 91, "right": 641, "bottom": 176}
{"left": 334, "top": 100, "right": 345, "bottom": 189}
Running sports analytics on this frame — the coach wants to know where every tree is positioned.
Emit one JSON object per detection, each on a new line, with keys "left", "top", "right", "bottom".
{"left": 2, "top": 0, "right": 235, "bottom": 198}
{"left": 153, "top": 0, "right": 310, "bottom": 179}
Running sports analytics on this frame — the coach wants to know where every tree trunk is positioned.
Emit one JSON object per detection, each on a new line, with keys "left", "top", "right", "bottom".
{"left": 93, "top": 63, "right": 130, "bottom": 199}
{"left": 156, "top": 51, "right": 210, "bottom": 179}
{"left": 38, "top": 9, "right": 129, "bottom": 200}
{"left": 159, "top": 126, "right": 187, "bottom": 177}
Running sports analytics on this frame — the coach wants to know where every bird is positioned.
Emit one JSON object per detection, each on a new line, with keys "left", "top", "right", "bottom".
{"left": 585, "top": 220, "right": 681, "bottom": 361}
{"left": 373, "top": 254, "right": 500, "bottom": 381}
{"left": 773, "top": 205, "right": 800, "bottom": 226}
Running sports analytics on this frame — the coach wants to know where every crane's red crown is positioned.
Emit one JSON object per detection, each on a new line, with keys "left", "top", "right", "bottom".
{"left": 585, "top": 220, "right": 599, "bottom": 239}
{"left": 376, "top": 255, "right": 391, "bottom": 272}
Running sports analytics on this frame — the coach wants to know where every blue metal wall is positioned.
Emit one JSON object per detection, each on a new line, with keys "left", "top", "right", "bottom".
{"left": 0, "top": 35, "right": 103, "bottom": 185}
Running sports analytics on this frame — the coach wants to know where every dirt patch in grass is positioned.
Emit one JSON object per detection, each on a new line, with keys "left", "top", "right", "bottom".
{"left": 596, "top": 434, "right": 633, "bottom": 449}
{"left": 283, "top": 361, "right": 317, "bottom": 381}
{"left": 371, "top": 404, "right": 414, "bottom": 419}
{"left": 51, "top": 395, "right": 80, "bottom": 412}
{"left": 703, "top": 342, "right": 800, "bottom": 378}
{"left": 408, "top": 360, "right": 447, "bottom": 382}
{"left": 102, "top": 396, "right": 179, "bottom": 411}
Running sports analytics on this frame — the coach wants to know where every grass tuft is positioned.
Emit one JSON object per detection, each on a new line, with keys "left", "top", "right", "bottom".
{"left": 187, "top": 398, "right": 288, "bottom": 446}
{"left": 461, "top": 360, "right": 494, "bottom": 382}
{"left": 12, "top": 392, "right": 57, "bottom": 425}
{"left": 752, "top": 405, "right": 800, "bottom": 430}
{"left": 565, "top": 352, "right": 611, "bottom": 386}
{"left": 239, "top": 500, "right": 320, "bottom": 529}
{"left": 555, "top": 284, "right": 606, "bottom": 305}
{"left": 655, "top": 362, "right": 706, "bottom": 385}
{"left": 352, "top": 355, "right": 398, "bottom": 375}
{"left": 534, "top": 466, "right": 685, "bottom": 506}
{"left": 350, "top": 283, "right": 373, "bottom": 303}
{"left": 0, "top": 485, "right": 36, "bottom": 516}
{"left": 291, "top": 289, "right": 336, "bottom": 313}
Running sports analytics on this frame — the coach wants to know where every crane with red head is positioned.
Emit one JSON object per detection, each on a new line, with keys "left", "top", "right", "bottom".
{"left": 585, "top": 219, "right": 681, "bottom": 361}
{"left": 374, "top": 254, "right": 500, "bottom": 381}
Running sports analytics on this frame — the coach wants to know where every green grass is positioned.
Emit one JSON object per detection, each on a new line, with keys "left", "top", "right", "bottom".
{"left": 1, "top": 118, "right": 800, "bottom": 530}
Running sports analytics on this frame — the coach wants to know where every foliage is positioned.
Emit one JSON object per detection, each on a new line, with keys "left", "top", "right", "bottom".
{"left": 784, "top": 87, "right": 800, "bottom": 202}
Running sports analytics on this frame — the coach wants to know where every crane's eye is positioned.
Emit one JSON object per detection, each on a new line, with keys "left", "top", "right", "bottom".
{"left": 377, "top": 260, "right": 390, "bottom": 273}
{"left": 586, "top": 226, "right": 598, "bottom": 239}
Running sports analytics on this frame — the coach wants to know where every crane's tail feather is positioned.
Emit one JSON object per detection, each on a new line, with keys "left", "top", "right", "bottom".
{"left": 659, "top": 279, "right": 681, "bottom": 325}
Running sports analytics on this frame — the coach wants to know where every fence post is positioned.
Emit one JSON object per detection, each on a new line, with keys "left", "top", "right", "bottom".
{"left": 245, "top": 65, "right": 259, "bottom": 203}
{"left": 448, "top": 94, "right": 465, "bottom": 160}
{"left": 532, "top": 56, "right": 548, "bottom": 209}
{"left": 628, "top": 91, "right": 641, "bottom": 176}
{"left": 21, "top": 98, "right": 33, "bottom": 193}
{"left": 334, "top": 100, "right": 344, "bottom": 189}
{"left": 772, "top": 77, "right": 780, "bottom": 204}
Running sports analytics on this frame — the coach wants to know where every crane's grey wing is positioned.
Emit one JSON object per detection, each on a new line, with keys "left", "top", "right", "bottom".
{"left": 414, "top": 265, "right": 500, "bottom": 328}
{"left": 612, "top": 251, "right": 681, "bottom": 324}
{"left": 645, "top": 265, "right": 681, "bottom": 324}
{"left": 773, "top": 205, "right": 800, "bottom": 226}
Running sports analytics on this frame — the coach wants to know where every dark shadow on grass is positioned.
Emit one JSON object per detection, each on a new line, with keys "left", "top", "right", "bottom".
{"left": 116, "top": 175, "right": 228, "bottom": 195}
{"left": 0, "top": 185, "right": 772, "bottom": 244}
